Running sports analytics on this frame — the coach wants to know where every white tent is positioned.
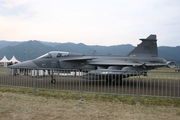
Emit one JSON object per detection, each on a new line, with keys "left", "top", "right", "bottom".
{"left": 9, "top": 55, "right": 21, "bottom": 63}
{"left": 0, "top": 56, "right": 10, "bottom": 67}
{"left": 0, "top": 56, "right": 10, "bottom": 62}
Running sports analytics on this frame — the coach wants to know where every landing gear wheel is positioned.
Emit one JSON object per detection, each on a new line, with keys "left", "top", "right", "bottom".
{"left": 116, "top": 79, "right": 122, "bottom": 85}
{"left": 106, "top": 79, "right": 112, "bottom": 85}
{"left": 51, "top": 79, "right": 56, "bottom": 84}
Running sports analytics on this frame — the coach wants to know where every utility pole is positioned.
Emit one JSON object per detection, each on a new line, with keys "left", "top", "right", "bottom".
{"left": 24, "top": 48, "right": 28, "bottom": 61}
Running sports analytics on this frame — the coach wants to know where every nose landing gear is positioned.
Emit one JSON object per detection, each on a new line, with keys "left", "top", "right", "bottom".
{"left": 51, "top": 78, "right": 56, "bottom": 84}
{"left": 50, "top": 70, "right": 56, "bottom": 84}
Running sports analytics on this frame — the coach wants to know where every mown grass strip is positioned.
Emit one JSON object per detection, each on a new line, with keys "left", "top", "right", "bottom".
{"left": 0, "top": 86, "right": 180, "bottom": 107}
{"left": 0, "top": 67, "right": 9, "bottom": 73}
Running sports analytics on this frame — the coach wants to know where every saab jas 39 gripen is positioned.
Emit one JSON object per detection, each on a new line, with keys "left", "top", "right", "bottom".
{"left": 10, "top": 35, "right": 176, "bottom": 84}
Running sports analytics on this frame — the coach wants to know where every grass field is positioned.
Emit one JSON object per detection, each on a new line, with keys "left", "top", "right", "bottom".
{"left": 0, "top": 86, "right": 180, "bottom": 120}
{"left": 0, "top": 68, "right": 180, "bottom": 119}
{"left": 0, "top": 67, "right": 9, "bottom": 73}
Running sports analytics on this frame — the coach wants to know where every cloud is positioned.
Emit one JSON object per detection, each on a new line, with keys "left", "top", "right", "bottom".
{"left": 0, "top": 0, "right": 180, "bottom": 46}
{"left": 0, "top": 0, "right": 35, "bottom": 18}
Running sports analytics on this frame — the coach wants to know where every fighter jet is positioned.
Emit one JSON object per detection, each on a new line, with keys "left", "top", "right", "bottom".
{"left": 10, "top": 34, "right": 174, "bottom": 84}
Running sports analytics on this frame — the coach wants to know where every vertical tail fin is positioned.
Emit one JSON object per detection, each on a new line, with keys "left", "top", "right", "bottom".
{"left": 128, "top": 34, "right": 158, "bottom": 57}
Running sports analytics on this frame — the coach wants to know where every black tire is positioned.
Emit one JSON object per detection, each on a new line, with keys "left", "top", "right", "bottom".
{"left": 51, "top": 79, "right": 56, "bottom": 84}
{"left": 116, "top": 79, "right": 122, "bottom": 85}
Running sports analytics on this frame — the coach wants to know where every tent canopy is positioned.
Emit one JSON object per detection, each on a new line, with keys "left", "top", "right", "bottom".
{"left": 9, "top": 55, "right": 21, "bottom": 63}
{"left": 0, "top": 55, "right": 21, "bottom": 63}
{"left": 0, "top": 56, "right": 9, "bottom": 62}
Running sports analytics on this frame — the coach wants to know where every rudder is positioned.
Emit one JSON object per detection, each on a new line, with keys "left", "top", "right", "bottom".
{"left": 128, "top": 34, "right": 158, "bottom": 57}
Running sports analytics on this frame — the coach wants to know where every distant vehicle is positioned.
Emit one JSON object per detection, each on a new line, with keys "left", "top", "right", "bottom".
{"left": 10, "top": 34, "right": 176, "bottom": 84}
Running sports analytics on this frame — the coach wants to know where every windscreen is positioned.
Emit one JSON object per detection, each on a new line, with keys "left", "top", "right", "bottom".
{"left": 49, "top": 51, "right": 69, "bottom": 58}
{"left": 36, "top": 51, "right": 72, "bottom": 59}
{"left": 36, "top": 53, "right": 52, "bottom": 59}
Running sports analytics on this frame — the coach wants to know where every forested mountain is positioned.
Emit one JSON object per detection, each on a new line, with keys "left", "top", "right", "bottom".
{"left": 0, "top": 41, "right": 20, "bottom": 49}
{"left": 0, "top": 40, "right": 180, "bottom": 65}
{"left": 89, "top": 44, "right": 134, "bottom": 55}
{"left": 0, "top": 40, "right": 56, "bottom": 61}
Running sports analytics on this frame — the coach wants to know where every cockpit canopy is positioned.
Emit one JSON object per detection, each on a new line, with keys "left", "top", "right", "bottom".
{"left": 36, "top": 51, "right": 83, "bottom": 59}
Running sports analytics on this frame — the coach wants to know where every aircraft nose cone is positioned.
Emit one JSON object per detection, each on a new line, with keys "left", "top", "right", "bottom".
{"left": 9, "top": 60, "right": 37, "bottom": 69}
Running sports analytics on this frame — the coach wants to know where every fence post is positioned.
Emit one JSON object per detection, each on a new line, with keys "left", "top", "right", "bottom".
{"left": 78, "top": 70, "right": 83, "bottom": 101}
{"left": 33, "top": 69, "right": 36, "bottom": 96}
{"left": 136, "top": 71, "right": 140, "bottom": 105}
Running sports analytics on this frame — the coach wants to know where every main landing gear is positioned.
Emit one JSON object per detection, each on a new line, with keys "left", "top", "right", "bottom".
{"left": 106, "top": 75, "right": 123, "bottom": 85}
{"left": 50, "top": 70, "right": 56, "bottom": 84}
{"left": 51, "top": 78, "right": 56, "bottom": 84}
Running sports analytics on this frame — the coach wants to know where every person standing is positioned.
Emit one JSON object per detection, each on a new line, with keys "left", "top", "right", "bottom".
{"left": 8, "top": 61, "right": 13, "bottom": 76}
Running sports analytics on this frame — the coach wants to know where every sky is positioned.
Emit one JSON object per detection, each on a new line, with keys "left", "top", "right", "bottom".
{"left": 0, "top": 0, "right": 180, "bottom": 46}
